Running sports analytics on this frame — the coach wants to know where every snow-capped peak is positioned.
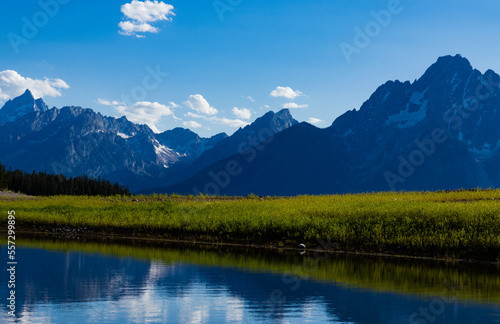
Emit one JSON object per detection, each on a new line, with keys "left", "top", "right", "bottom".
{"left": 0, "top": 89, "right": 48, "bottom": 125}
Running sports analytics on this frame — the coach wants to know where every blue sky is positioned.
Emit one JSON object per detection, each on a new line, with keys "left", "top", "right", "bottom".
{"left": 2, "top": 0, "right": 500, "bottom": 136}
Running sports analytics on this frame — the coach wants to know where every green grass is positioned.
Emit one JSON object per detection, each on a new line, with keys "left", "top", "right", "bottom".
{"left": 1, "top": 189, "right": 500, "bottom": 261}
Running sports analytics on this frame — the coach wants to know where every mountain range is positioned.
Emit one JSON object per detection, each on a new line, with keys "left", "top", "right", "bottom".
{"left": 1, "top": 55, "right": 499, "bottom": 195}
{"left": 0, "top": 90, "right": 297, "bottom": 192}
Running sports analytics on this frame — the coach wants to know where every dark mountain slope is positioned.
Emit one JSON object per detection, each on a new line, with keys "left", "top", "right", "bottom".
{"left": 159, "top": 55, "right": 500, "bottom": 195}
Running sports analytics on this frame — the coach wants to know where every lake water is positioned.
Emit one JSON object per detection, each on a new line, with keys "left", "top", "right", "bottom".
{"left": 1, "top": 238, "right": 500, "bottom": 323}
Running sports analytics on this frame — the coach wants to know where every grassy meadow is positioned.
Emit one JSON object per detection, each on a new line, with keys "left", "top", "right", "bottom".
{"left": 1, "top": 189, "right": 500, "bottom": 262}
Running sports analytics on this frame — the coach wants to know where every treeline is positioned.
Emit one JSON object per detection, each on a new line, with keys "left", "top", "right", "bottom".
{"left": 0, "top": 163, "right": 130, "bottom": 196}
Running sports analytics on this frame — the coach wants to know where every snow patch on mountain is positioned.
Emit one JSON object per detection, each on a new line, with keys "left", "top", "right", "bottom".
{"left": 3, "top": 104, "right": 33, "bottom": 122}
{"left": 117, "top": 132, "right": 130, "bottom": 139}
{"left": 153, "top": 139, "right": 179, "bottom": 168}
{"left": 386, "top": 100, "right": 428, "bottom": 128}
{"left": 462, "top": 72, "right": 475, "bottom": 102}
{"left": 470, "top": 143, "right": 493, "bottom": 161}
{"left": 409, "top": 90, "right": 427, "bottom": 105}
{"left": 450, "top": 73, "right": 461, "bottom": 92}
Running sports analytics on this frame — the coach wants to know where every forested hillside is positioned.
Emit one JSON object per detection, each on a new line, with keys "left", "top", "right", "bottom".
{"left": 0, "top": 163, "right": 129, "bottom": 196}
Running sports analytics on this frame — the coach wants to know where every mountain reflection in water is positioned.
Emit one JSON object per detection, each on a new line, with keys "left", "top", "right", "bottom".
{"left": 1, "top": 238, "right": 499, "bottom": 323}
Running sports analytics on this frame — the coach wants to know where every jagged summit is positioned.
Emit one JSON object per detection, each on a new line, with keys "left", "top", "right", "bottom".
{"left": 20, "top": 89, "right": 34, "bottom": 99}
{"left": 342, "top": 54, "right": 484, "bottom": 131}
{"left": 0, "top": 89, "right": 48, "bottom": 125}
{"left": 415, "top": 54, "right": 473, "bottom": 88}
{"left": 156, "top": 127, "right": 228, "bottom": 160}
{"left": 424, "top": 54, "right": 473, "bottom": 75}
{"left": 435, "top": 54, "right": 471, "bottom": 68}
{"left": 245, "top": 108, "right": 298, "bottom": 134}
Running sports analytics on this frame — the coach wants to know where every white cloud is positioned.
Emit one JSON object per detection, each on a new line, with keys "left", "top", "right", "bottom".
{"left": 185, "top": 111, "right": 249, "bottom": 128}
{"left": 169, "top": 101, "right": 181, "bottom": 108}
{"left": 119, "top": 0, "right": 175, "bottom": 37}
{"left": 186, "top": 112, "right": 203, "bottom": 118}
{"left": 242, "top": 96, "right": 254, "bottom": 102}
{"left": 118, "top": 21, "right": 159, "bottom": 36}
{"left": 96, "top": 98, "right": 121, "bottom": 106}
{"left": 182, "top": 95, "right": 248, "bottom": 128}
{"left": 98, "top": 98, "right": 176, "bottom": 133}
{"left": 184, "top": 94, "right": 218, "bottom": 115}
{"left": 183, "top": 121, "right": 202, "bottom": 128}
{"left": 307, "top": 117, "right": 323, "bottom": 125}
{"left": 232, "top": 107, "right": 251, "bottom": 119}
{"left": 122, "top": 0, "right": 175, "bottom": 22}
{"left": 270, "top": 86, "right": 303, "bottom": 99}
{"left": 0, "top": 70, "right": 69, "bottom": 103}
{"left": 283, "top": 102, "right": 309, "bottom": 109}
{"left": 214, "top": 117, "right": 249, "bottom": 128}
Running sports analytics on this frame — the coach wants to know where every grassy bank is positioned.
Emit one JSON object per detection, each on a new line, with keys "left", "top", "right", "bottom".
{"left": 1, "top": 190, "right": 500, "bottom": 262}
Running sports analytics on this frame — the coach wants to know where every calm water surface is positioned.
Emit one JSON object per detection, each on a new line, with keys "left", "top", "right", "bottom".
{"left": 1, "top": 238, "right": 500, "bottom": 323}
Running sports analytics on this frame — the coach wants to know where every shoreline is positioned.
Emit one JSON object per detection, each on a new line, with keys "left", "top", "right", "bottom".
{"left": 4, "top": 227, "right": 498, "bottom": 265}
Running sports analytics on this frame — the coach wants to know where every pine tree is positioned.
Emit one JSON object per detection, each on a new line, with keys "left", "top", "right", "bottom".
{"left": 0, "top": 161, "right": 130, "bottom": 196}
{"left": 0, "top": 163, "right": 7, "bottom": 190}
